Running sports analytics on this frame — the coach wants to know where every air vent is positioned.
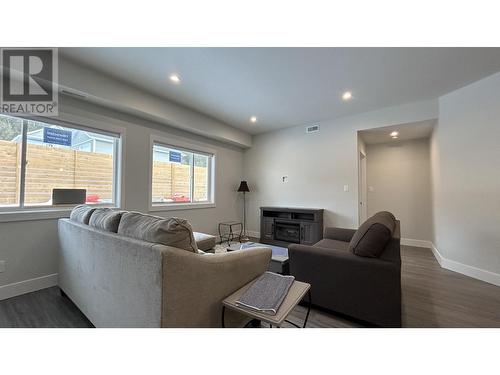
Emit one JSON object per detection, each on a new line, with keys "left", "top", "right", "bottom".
{"left": 306, "top": 125, "right": 320, "bottom": 134}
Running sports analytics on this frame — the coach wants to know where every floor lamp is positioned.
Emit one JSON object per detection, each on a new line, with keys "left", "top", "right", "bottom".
{"left": 237, "top": 180, "right": 250, "bottom": 242}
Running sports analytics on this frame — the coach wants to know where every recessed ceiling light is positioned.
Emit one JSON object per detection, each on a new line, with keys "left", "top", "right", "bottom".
{"left": 342, "top": 91, "right": 353, "bottom": 101}
{"left": 169, "top": 74, "right": 181, "bottom": 83}
{"left": 390, "top": 131, "right": 399, "bottom": 137}
{"left": 250, "top": 116, "right": 258, "bottom": 123}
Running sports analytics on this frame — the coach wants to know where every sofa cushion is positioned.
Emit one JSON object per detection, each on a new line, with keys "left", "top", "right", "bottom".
{"left": 69, "top": 205, "right": 96, "bottom": 224}
{"left": 348, "top": 211, "right": 396, "bottom": 258}
{"left": 193, "top": 232, "right": 216, "bottom": 252}
{"left": 117, "top": 212, "right": 198, "bottom": 253}
{"left": 89, "top": 208, "right": 124, "bottom": 233}
{"left": 314, "top": 238, "right": 349, "bottom": 251}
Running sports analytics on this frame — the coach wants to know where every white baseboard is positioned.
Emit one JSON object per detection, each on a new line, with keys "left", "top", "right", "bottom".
{"left": 401, "top": 238, "right": 432, "bottom": 248}
{"left": 0, "top": 273, "right": 58, "bottom": 301}
{"left": 247, "top": 230, "right": 260, "bottom": 239}
{"left": 429, "top": 244, "right": 500, "bottom": 287}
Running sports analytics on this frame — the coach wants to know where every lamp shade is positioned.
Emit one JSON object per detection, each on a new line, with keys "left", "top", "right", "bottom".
{"left": 237, "top": 180, "right": 250, "bottom": 192}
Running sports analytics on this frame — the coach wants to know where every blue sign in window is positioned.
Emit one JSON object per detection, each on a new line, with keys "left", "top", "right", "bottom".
{"left": 43, "top": 127, "right": 72, "bottom": 146}
{"left": 169, "top": 151, "right": 182, "bottom": 163}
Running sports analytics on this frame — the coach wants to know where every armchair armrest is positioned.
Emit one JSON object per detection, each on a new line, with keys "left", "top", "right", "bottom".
{"left": 323, "top": 227, "right": 357, "bottom": 242}
{"left": 159, "top": 245, "right": 272, "bottom": 327}
{"left": 289, "top": 244, "right": 397, "bottom": 275}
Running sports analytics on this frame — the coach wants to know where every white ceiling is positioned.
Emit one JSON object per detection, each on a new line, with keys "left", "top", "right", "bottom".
{"left": 60, "top": 48, "right": 500, "bottom": 135}
{"left": 359, "top": 120, "right": 435, "bottom": 145}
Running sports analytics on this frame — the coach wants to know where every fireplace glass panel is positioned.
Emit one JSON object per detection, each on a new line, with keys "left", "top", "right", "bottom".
{"left": 275, "top": 221, "right": 300, "bottom": 243}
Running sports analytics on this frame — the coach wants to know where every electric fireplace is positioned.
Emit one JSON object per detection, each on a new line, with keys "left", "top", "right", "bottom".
{"left": 274, "top": 221, "right": 301, "bottom": 243}
{"left": 260, "top": 207, "right": 324, "bottom": 246}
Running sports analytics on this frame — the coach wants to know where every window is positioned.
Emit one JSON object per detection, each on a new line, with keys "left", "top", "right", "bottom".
{"left": 0, "top": 113, "right": 120, "bottom": 210}
{"left": 151, "top": 142, "right": 214, "bottom": 208}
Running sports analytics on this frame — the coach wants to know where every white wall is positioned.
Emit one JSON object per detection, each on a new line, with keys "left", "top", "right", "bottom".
{"left": 431, "top": 72, "right": 500, "bottom": 282}
{"left": 0, "top": 96, "right": 245, "bottom": 296}
{"left": 243, "top": 99, "right": 438, "bottom": 235}
{"left": 366, "top": 138, "right": 433, "bottom": 242}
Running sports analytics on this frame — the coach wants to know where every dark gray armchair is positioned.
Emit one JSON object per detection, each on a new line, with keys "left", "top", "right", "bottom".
{"left": 288, "top": 212, "right": 401, "bottom": 327}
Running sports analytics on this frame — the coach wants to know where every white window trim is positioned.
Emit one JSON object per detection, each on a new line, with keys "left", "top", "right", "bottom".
{"left": 149, "top": 134, "right": 216, "bottom": 212}
{"left": 0, "top": 112, "right": 125, "bottom": 222}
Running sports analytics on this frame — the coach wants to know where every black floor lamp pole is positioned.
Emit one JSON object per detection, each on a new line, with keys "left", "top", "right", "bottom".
{"left": 243, "top": 191, "right": 246, "bottom": 238}
{"left": 237, "top": 180, "right": 250, "bottom": 242}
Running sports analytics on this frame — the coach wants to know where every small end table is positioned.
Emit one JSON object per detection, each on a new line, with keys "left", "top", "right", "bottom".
{"left": 218, "top": 221, "right": 243, "bottom": 245}
{"left": 222, "top": 279, "right": 311, "bottom": 328}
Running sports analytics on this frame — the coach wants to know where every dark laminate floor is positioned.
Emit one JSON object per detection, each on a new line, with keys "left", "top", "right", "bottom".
{"left": 0, "top": 286, "right": 93, "bottom": 328}
{"left": 1, "top": 245, "right": 499, "bottom": 328}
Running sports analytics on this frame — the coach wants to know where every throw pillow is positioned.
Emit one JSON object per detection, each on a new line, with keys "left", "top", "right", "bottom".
{"left": 69, "top": 205, "right": 96, "bottom": 225}
{"left": 348, "top": 211, "right": 396, "bottom": 258}
{"left": 89, "top": 208, "right": 125, "bottom": 233}
{"left": 117, "top": 212, "right": 198, "bottom": 253}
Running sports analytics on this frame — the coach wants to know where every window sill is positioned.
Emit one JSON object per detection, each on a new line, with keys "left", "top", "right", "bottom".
{"left": 0, "top": 207, "right": 73, "bottom": 223}
{"left": 0, "top": 204, "right": 118, "bottom": 223}
{"left": 149, "top": 202, "right": 216, "bottom": 212}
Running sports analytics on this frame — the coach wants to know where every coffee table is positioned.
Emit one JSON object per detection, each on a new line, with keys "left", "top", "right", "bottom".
{"left": 222, "top": 278, "right": 311, "bottom": 328}
{"left": 227, "top": 242, "right": 289, "bottom": 274}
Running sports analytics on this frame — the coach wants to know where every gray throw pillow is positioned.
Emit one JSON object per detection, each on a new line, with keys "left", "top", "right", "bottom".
{"left": 69, "top": 205, "right": 96, "bottom": 224}
{"left": 117, "top": 212, "right": 198, "bottom": 253}
{"left": 348, "top": 211, "right": 396, "bottom": 258}
{"left": 89, "top": 208, "right": 125, "bottom": 233}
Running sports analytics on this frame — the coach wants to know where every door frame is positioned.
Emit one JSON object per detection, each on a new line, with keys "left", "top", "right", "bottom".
{"left": 358, "top": 150, "right": 367, "bottom": 224}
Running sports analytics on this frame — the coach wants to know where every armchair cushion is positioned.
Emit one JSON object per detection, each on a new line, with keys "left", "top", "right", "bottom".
{"left": 323, "top": 227, "right": 356, "bottom": 242}
{"left": 314, "top": 238, "right": 349, "bottom": 251}
{"left": 348, "top": 211, "right": 396, "bottom": 258}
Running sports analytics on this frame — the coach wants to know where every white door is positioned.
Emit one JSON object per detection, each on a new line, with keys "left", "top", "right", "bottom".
{"left": 358, "top": 151, "right": 367, "bottom": 224}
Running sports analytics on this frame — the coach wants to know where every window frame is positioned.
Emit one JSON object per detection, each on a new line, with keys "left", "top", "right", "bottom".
{"left": 149, "top": 134, "right": 216, "bottom": 212}
{"left": 0, "top": 113, "right": 123, "bottom": 219}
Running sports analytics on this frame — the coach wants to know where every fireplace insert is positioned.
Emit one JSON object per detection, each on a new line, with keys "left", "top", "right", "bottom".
{"left": 274, "top": 221, "right": 301, "bottom": 243}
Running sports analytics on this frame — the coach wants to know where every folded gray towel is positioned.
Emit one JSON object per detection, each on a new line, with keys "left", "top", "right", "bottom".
{"left": 236, "top": 272, "right": 295, "bottom": 315}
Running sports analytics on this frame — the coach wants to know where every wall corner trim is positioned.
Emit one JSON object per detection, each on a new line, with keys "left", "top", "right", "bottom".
{"left": 430, "top": 243, "right": 500, "bottom": 287}
{"left": 0, "top": 274, "right": 58, "bottom": 301}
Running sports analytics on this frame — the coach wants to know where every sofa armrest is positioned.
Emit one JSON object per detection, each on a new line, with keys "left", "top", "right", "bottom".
{"left": 159, "top": 246, "right": 272, "bottom": 327}
{"left": 323, "top": 227, "right": 357, "bottom": 242}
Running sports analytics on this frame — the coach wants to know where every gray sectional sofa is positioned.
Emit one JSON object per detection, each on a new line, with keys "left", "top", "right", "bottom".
{"left": 58, "top": 206, "right": 271, "bottom": 327}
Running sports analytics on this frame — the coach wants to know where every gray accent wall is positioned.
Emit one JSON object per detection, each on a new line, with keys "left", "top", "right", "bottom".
{"left": 366, "top": 138, "right": 433, "bottom": 242}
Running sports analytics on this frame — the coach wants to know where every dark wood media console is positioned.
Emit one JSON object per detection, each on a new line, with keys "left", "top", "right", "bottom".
{"left": 260, "top": 207, "right": 323, "bottom": 247}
